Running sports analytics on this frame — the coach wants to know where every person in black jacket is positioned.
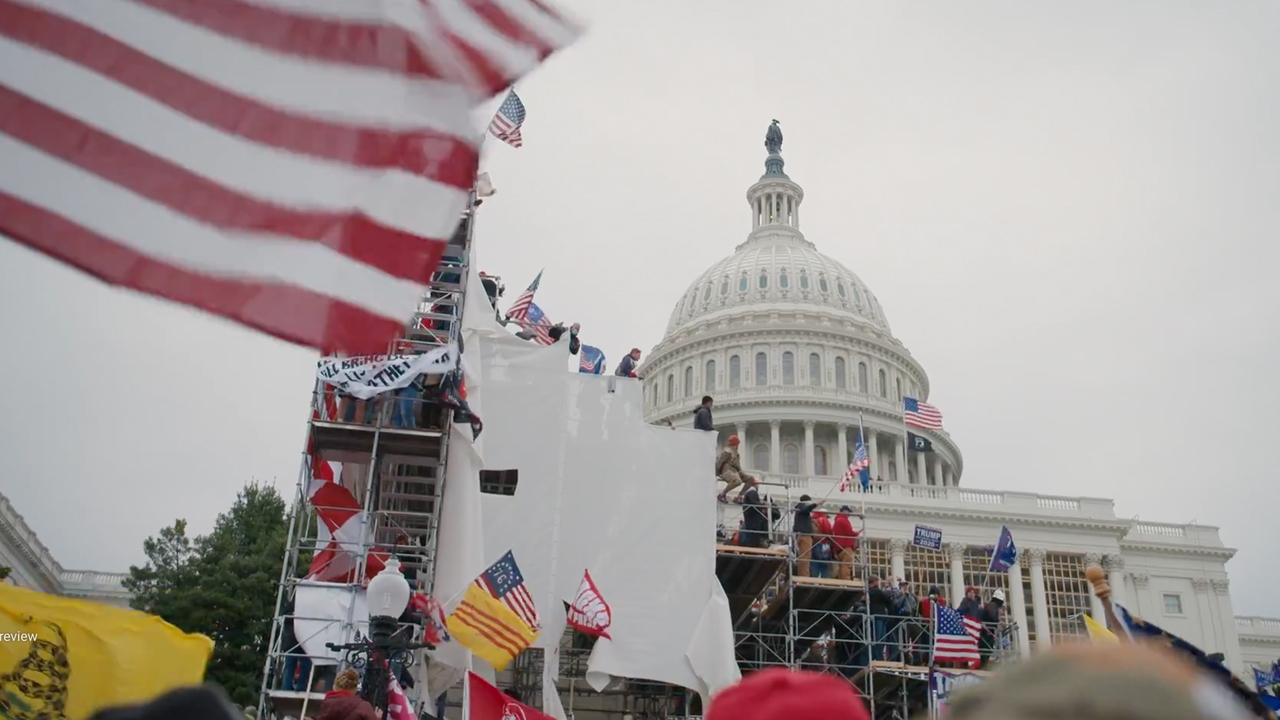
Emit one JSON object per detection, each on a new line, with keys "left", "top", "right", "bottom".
{"left": 692, "top": 396, "right": 714, "bottom": 431}
{"left": 547, "top": 322, "right": 581, "bottom": 355}
{"left": 793, "top": 495, "right": 819, "bottom": 577}
{"left": 737, "top": 478, "right": 775, "bottom": 548}
{"left": 866, "top": 576, "right": 897, "bottom": 662}
{"left": 958, "top": 586, "right": 983, "bottom": 619}
{"left": 978, "top": 589, "right": 1005, "bottom": 666}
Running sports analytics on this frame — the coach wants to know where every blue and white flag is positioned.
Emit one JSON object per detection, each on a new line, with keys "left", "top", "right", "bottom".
{"left": 989, "top": 525, "right": 1017, "bottom": 572}
{"left": 579, "top": 345, "right": 605, "bottom": 374}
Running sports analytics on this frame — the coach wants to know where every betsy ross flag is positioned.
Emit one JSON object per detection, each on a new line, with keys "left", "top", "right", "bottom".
{"left": 445, "top": 551, "right": 539, "bottom": 670}
{"left": 580, "top": 345, "right": 605, "bottom": 374}
{"left": 506, "top": 270, "right": 543, "bottom": 320}
{"left": 933, "top": 601, "right": 982, "bottom": 666}
{"left": 524, "top": 303, "right": 554, "bottom": 345}
{"left": 488, "top": 90, "right": 527, "bottom": 148}
{"left": 904, "top": 397, "right": 944, "bottom": 430}
{"left": 839, "top": 434, "right": 870, "bottom": 492}
{"left": 565, "top": 569, "right": 613, "bottom": 638}
{"left": 0, "top": 0, "right": 577, "bottom": 355}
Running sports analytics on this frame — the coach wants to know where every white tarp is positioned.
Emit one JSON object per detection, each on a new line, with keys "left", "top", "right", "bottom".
{"left": 294, "top": 581, "right": 369, "bottom": 665}
{"left": 427, "top": 251, "right": 739, "bottom": 705}
{"left": 317, "top": 343, "right": 458, "bottom": 400}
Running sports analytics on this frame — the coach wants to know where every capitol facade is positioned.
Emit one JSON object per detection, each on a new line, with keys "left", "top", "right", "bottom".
{"left": 638, "top": 125, "right": 1279, "bottom": 677}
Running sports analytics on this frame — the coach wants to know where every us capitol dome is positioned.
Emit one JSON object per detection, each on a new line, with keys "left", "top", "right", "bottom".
{"left": 640, "top": 120, "right": 960, "bottom": 488}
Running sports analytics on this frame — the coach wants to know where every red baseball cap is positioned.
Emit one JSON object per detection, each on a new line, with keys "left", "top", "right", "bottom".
{"left": 707, "top": 669, "right": 870, "bottom": 720}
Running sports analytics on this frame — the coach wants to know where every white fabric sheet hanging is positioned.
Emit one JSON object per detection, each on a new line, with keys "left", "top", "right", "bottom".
{"left": 425, "top": 253, "right": 740, "bottom": 700}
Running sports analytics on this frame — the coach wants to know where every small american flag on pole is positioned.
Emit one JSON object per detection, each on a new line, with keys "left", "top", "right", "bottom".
{"left": 476, "top": 551, "right": 540, "bottom": 632}
{"left": 488, "top": 90, "right": 527, "bottom": 148}
{"left": 933, "top": 601, "right": 982, "bottom": 666}
{"left": 839, "top": 438, "right": 869, "bottom": 493}
{"left": 904, "top": 397, "right": 944, "bottom": 430}
{"left": 0, "top": 0, "right": 576, "bottom": 355}
{"left": 506, "top": 270, "right": 543, "bottom": 320}
{"left": 523, "top": 303, "right": 554, "bottom": 345}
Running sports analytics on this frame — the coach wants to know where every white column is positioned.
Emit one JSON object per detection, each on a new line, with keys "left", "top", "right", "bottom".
{"left": 769, "top": 420, "right": 781, "bottom": 474}
{"left": 915, "top": 449, "right": 927, "bottom": 486}
{"left": 895, "top": 436, "right": 907, "bottom": 483}
{"left": 931, "top": 457, "right": 943, "bottom": 487}
{"left": 1027, "top": 548, "right": 1051, "bottom": 650}
{"left": 868, "top": 432, "right": 879, "bottom": 480}
{"left": 890, "top": 538, "right": 907, "bottom": 583}
{"left": 803, "top": 421, "right": 815, "bottom": 476}
{"left": 1085, "top": 553, "right": 1106, "bottom": 623}
{"left": 944, "top": 467, "right": 954, "bottom": 487}
{"left": 1104, "top": 555, "right": 1125, "bottom": 607}
{"left": 735, "top": 422, "right": 747, "bottom": 456}
{"left": 1008, "top": 559, "right": 1032, "bottom": 659}
{"left": 836, "top": 424, "right": 848, "bottom": 474}
{"left": 947, "top": 544, "right": 966, "bottom": 605}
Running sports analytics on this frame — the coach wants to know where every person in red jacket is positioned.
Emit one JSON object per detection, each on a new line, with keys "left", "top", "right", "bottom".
{"left": 831, "top": 505, "right": 860, "bottom": 581}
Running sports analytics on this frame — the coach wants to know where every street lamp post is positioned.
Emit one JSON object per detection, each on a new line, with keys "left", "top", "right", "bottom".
{"left": 327, "top": 558, "right": 434, "bottom": 716}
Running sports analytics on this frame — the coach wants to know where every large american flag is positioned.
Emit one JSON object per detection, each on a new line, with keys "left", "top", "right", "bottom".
{"left": 476, "top": 551, "right": 539, "bottom": 631}
{"left": 933, "top": 601, "right": 982, "bottom": 666}
{"left": 506, "top": 269, "right": 543, "bottom": 320}
{"left": 838, "top": 438, "right": 869, "bottom": 492}
{"left": 488, "top": 90, "right": 527, "bottom": 148}
{"left": 904, "top": 397, "right": 944, "bottom": 430}
{"left": 0, "top": 0, "right": 576, "bottom": 355}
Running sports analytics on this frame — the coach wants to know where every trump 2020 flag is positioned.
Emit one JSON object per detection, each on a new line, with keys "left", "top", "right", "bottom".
{"left": 579, "top": 345, "right": 605, "bottom": 374}
{"left": 989, "top": 525, "right": 1017, "bottom": 572}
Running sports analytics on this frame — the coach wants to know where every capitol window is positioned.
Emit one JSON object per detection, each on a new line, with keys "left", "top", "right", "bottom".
{"left": 703, "top": 284, "right": 712, "bottom": 302}
{"left": 705, "top": 360, "right": 716, "bottom": 392}
{"left": 755, "top": 353, "right": 767, "bottom": 385}
{"left": 783, "top": 444, "right": 800, "bottom": 474}
{"left": 782, "top": 352, "right": 795, "bottom": 385}
{"left": 758, "top": 271, "right": 768, "bottom": 289}
{"left": 815, "top": 446, "right": 828, "bottom": 475}
{"left": 878, "top": 369, "right": 887, "bottom": 398}
{"left": 779, "top": 270, "right": 789, "bottom": 289}
{"left": 808, "top": 353, "right": 821, "bottom": 386}
{"left": 858, "top": 362, "right": 868, "bottom": 392}
{"left": 818, "top": 276, "right": 829, "bottom": 293}
{"left": 666, "top": 374, "right": 674, "bottom": 403}
{"left": 837, "top": 281, "right": 847, "bottom": 298}
{"left": 720, "top": 277, "right": 729, "bottom": 296}
{"left": 729, "top": 355, "right": 741, "bottom": 388}
{"left": 752, "top": 444, "right": 770, "bottom": 471}
{"left": 835, "top": 357, "right": 847, "bottom": 389}
{"left": 1163, "top": 593, "right": 1184, "bottom": 616}
{"left": 799, "top": 272, "right": 810, "bottom": 290}
{"left": 684, "top": 366, "right": 693, "bottom": 397}
{"left": 738, "top": 275, "right": 748, "bottom": 292}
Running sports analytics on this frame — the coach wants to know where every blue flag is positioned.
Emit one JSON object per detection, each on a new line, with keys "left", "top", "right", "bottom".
{"left": 579, "top": 345, "right": 605, "bottom": 374}
{"left": 989, "top": 526, "right": 1017, "bottom": 572}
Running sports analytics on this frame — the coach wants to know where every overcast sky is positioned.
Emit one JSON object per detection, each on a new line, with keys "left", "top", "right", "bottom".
{"left": 1, "top": 1, "right": 1277, "bottom": 615}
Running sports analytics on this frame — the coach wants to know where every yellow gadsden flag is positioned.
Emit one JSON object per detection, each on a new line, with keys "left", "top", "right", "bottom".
{"left": 445, "top": 584, "right": 538, "bottom": 671}
{"left": 0, "top": 584, "right": 214, "bottom": 720}
{"left": 1084, "top": 613, "right": 1119, "bottom": 644}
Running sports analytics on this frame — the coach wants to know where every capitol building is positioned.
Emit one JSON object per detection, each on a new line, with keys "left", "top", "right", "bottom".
{"left": 638, "top": 124, "right": 1280, "bottom": 677}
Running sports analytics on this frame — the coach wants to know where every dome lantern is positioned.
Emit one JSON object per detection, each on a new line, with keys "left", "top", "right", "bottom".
{"left": 748, "top": 120, "right": 804, "bottom": 232}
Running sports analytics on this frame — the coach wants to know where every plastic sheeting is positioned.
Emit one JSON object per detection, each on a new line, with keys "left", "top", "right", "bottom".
{"left": 294, "top": 581, "right": 369, "bottom": 665}
{"left": 427, "top": 251, "right": 740, "bottom": 702}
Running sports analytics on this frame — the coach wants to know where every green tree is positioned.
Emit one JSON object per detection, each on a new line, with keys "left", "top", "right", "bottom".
{"left": 126, "top": 483, "right": 292, "bottom": 706}
{"left": 0, "top": 566, "right": 11, "bottom": 581}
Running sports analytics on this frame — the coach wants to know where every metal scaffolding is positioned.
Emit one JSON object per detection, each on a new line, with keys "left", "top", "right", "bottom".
{"left": 256, "top": 194, "right": 481, "bottom": 720}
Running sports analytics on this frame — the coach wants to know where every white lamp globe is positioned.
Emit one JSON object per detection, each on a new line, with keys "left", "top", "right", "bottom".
{"left": 367, "top": 557, "right": 412, "bottom": 619}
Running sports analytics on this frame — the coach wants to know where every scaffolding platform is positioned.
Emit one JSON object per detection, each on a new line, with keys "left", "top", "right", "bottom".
{"left": 310, "top": 420, "right": 445, "bottom": 460}
{"left": 715, "top": 544, "right": 786, "bottom": 623}
{"left": 760, "top": 576, "right": 865, "bottom": 625}
{"left": 264, "top": 689, "right": 327, "bottom": 720}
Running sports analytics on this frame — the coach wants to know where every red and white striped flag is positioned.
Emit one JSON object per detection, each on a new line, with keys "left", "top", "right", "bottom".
{"left": 0, "top": 0, "right": 578, "bottom": 354}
